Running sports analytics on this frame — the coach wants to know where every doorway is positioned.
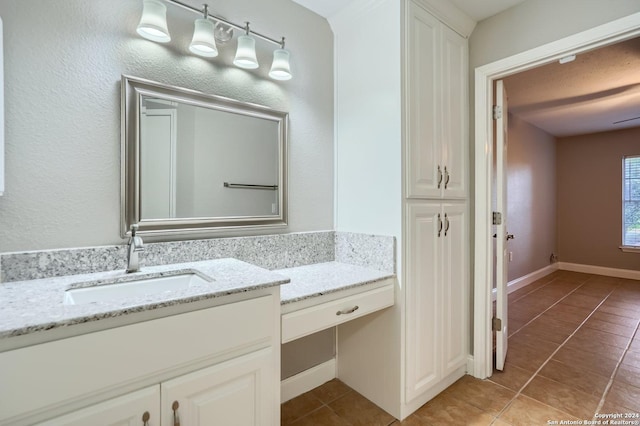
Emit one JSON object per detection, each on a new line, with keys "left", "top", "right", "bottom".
{"left": 472, "top": 13, "right": 640, "bottom": 379}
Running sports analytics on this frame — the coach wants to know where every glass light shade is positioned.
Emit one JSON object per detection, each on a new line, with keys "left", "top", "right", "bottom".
{"left": 137, "top": 0, "right": 171, "bottom": 43}
{"left": 233, "top": 35, "right": 259, "bottom": 69}
{"left": 269, "top": 49, "right": 292, "bottom": 80}
{"left": 189, "top": 19, "right": 218, "bottom": 57}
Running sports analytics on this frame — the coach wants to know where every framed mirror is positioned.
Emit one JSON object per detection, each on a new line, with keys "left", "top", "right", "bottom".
{"left": 121, "top": 75, "right": 288, "bottom": 237}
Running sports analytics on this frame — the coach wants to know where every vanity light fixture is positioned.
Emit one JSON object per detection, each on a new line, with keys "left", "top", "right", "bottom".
{"left": 136, "top": 0, "right": 171, "bottom": 43}
{"left": 269, "top": 38, "right": 292, "bottom": 81}
{"left": 136, "top": 0, "right": 293, "bottom": 80}
{"left": 189, "top": 4, "right": 218, "bottom": 57}
{"left": 233, "top": 23, "right": 259, "bottom": 69}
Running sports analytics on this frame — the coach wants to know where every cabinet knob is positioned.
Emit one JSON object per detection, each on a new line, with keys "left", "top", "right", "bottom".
{"left": 444, "top": 213, "right": 450, "bottom": 236}
{"left": 336, "top": 306, "right": 359, "bottom": 315}
{"left": 437, "top": 213, "right": 443, "bottom": 237}
{"left": 437, "top": 165, "right": 443, "bottom": 189}
{"left": 172, "top": 401, "right": 181, "bottom": 426}
{"left": 142, "top": 411, "right": 150, "bottom": 426}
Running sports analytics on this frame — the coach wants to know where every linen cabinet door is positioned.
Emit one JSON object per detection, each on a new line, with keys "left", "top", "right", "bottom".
{"left": 440, "top": 203, "right": 468, "bottom": 376}
{"left": 161, "top": 348, "right": 275, "bottom": 426}
{"left": 405, "top": 202, "right": 442, "bottom": 402}
{"left": 36, "top": 386, "right": 160, "bottom": 426}
{"left": 440, "top": 25, "right": 468, "bottom": 199}
{"left": 405, "top": 1, "right": 442, "bottom": 199}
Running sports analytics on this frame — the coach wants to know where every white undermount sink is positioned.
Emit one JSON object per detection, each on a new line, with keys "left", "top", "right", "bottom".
{"left": 63, "top": 273, "right": 210, "bottom": 305}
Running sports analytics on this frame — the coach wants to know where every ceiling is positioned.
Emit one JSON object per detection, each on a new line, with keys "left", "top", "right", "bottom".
{"left": 504, "top": 36, "right": 640, "bottom": 137}
{"left": 292, "top": 0, "right": 640, "bottom": 138}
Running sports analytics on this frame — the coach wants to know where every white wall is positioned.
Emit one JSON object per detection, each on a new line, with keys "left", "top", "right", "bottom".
{"left": 0, "top": 0, "right": 334, "bottom": 252}
{"left": 332, "top": 0, "right": 402, "bottom": 240}
{"left": 470, "top": 0, "right": 640, "bottom": 69}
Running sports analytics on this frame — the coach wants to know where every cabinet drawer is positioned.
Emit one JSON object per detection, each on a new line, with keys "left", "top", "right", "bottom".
{"left": 281, "top": 285, "right": 394, "bottom": 343}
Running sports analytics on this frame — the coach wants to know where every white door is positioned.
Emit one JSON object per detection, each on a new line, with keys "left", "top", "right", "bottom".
{"left": 161, "top": 348, "right": 275, "bottom": 425}
{"left": 495, "top": 80, "right": 509, "bottom": 371}
{"left": 140, "top": 109, "right": 177, "bottom": 219}
{"left": 36, "top": 386, "right": 160, "bottom": 426}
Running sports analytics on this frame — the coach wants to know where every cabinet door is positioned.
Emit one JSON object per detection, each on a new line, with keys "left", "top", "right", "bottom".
{"left": 161, "top": 348, "right": 275, "bottom": 426}
{"left": 440, "top": 26, "right": 468, "bottom": 199}
{"left": 405, "top": 1, "right": 441, "bottom": 199}
{"left": 36, "top": 386, "right": 160, "bottom": 426}
{"left": 405, "top": 202, "right": 441, "bottom": 402}
{"left": 440, "top": 203, "right": 468, "bottom": 376}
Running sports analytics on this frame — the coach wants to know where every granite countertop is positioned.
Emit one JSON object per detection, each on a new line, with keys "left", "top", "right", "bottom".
{"left": 0, "top": 258, "right": 289, "bottom": 341}
{"left": 275, "top": 261, "right": 395, "bottom": 305}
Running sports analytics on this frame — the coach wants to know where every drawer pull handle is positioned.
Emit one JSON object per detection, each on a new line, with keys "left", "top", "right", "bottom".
{"left": 142, "top": 411, "right": 150, "bottom": 426}
{"left": 336, "top": 306, "right": 359, "bottom": 316}
{"left": 172, "top": 401, "right": 181, "bottom": 426}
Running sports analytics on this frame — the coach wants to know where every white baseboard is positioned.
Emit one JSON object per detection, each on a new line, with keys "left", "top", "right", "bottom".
{"left": 492, "top": 264, "right": 559, "bottom": 301}
{"left": 558, "top": 262, "right": 640, "bottom": 280}
{"left": 281, "top": 359, "right": 336, "bottom": 403}
{"left": 466, "top": 355, "right": 475, "bottom": 377}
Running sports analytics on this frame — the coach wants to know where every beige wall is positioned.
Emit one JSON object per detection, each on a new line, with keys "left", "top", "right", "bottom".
{"left": 507, "top": 115, "right": 557, "bottom": 281}
{"left": 0, "top": 0, "right": 334, "bottom": 252}
{"left": 557, "top": 127, "right": 640, "bottom": 271}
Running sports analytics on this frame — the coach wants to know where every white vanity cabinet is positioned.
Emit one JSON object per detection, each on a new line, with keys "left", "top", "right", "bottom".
{"left": 405, "top": 202, "right": 468, "bottom": 402}
{"left": 405, "top": 0, "right": 468, "bottom": 200}
{"left": 0, "top": 291, "right": 280, "bottom": 426}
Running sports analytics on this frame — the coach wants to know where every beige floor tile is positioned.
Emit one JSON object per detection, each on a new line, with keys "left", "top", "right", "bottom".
{"left": 290, "top": 406, "right": 351, "bottom": 426}
{"left": 537, "top": 359, "right": 610, "bottom": 396}
{"left": 589, "top": 310, "right": 639, "bottom": 327}
{"left": 605, "top": 380, "right": 640, "bottom": 412}
{"left": 281, "top": 392, "right": 324, "bottom": 425}
{"left": 498, "top": 395, "right": 580, "bottom": 426}
{"left": 391, "top": 413, "right": 431, "bottom": 425}
{"left": 329, "top": 390, "right": 395, "bottom": 426}
{"left": 412, "top": 392, "right": 495, "bottom": 426}
{"left": 561, "top": 293, "right": 604, "bottom": 310}
{"left": 544, "top": 304, "right": 592, "bottom": 324}
{"left": 572, "top": 326, "right": 631, "bottom": 349}
{"left": 563, "top": 334, "right": 626, "bottom": 361}
{"left": 598, "top": 303, "right": 640, "bottom": 320}
{"left": 488, "top": 364, "right": 534, "bottom": 392}
{"left": 441, "top": 375, "right": 516, "bottom": 416}
{"left": 622, "top": 350, "right": 640, "bottom": 369}
{"left": 584, "top": 317, "right": 636, "bottom": 337}
{"left": 521, "top": 375, "right": 600, "bottom": 419}
{"left": 601, "top": 298, "right": 640, "bottom": 312}
{"left": 503, "top": 342, "right": 553, "bottom": 372}
{"left": 516, "top": 317, "right": 576, "bottom": 344}
{"left": 631, "top": 338, "right": 640, "bottom": 351}
{"left": 309, "top": 379, "right": 352, "bottom": 404}
{"left": 552, "top": 345, "right": 619, "bottom": 377}
{"left": 615, "top": 362, "right": 640, "bottom": 388}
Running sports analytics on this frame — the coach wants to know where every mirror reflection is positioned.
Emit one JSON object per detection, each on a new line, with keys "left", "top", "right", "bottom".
{"left": 121, "top": 76, "right": 288, "bottom": 237}
{"left": 140, "top": 96, "right": 280, "bottom": 220}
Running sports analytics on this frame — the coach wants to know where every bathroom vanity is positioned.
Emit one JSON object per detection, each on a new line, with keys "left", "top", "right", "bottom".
{"left": 0, "top": 249, "right": 396, "bottom": 426}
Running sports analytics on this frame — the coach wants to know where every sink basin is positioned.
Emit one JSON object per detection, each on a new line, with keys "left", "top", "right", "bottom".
{"left": 64, "top": 273, "right": 210, "bottom": 305}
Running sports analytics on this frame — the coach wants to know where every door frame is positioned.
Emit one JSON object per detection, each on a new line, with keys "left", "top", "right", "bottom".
{"left": 472, "top": 12, "right": 640, "bottom": 379}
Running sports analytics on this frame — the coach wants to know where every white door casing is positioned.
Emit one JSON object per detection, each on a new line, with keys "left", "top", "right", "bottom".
{"left": 473, "top": 12, "right": 640, "bottom": 379}
{"left": 495, "top": 80, "right": 509, "bottom": 371}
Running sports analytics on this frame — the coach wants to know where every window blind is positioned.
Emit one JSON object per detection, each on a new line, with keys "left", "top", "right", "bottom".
{"left": 624, "top": 155, "right": 640, "bottom": 246}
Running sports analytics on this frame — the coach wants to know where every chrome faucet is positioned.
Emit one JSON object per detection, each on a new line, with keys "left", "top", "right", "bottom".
{"left": 126, "top": 224, "right": 144, "bottom": 273}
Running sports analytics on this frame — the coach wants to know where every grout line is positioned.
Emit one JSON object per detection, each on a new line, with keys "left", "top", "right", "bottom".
{"left": 492, "top": 275, "right": 622, "bottom": 422}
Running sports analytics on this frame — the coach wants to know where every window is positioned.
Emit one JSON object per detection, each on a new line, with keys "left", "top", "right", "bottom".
{"left": 623, "top": 155, "right": 640, "bottom": 247}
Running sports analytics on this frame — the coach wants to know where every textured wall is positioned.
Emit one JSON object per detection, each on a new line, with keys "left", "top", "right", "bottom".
{"left": 0, "top": 0, "right": 334, "bottom": 252}
{"left": 557, "top": 127, "right": 640, "bottom": 271}
{"left": 506, "top": 115, "right": 557, "bottom": 281}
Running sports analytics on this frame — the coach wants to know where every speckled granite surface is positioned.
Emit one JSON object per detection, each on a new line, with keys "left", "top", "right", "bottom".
{"left": 0, "top": 258, "right": 288, "bottom": 340}
{"left": 277, "top": 261, "right": 395, "bottom": 304}
{"left": 335, "top": 232, "right": 395, "bottom": 274}
{"left": 0, "top": 232, "right": 335, "bottom": 283}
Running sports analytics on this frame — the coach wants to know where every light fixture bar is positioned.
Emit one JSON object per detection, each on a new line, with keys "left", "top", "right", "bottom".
{"left": 164, "top": 0, "right": 283, "bottom": 47}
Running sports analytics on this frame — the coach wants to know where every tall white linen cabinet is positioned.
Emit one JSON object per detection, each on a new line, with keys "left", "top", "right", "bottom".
{"left": 333, "top": 0, "right": 473, "bottom": 420}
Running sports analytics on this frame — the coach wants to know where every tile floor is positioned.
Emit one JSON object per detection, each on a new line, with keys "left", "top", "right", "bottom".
{"left": 281, "top": 270, "right": 640, "bottom": 425}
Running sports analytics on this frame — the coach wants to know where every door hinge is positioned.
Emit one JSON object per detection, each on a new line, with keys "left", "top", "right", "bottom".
{"left": 493, "top": 105, "right": 503, "bottom": 120}
{"left": 492, "top": 317, "right": 502, "bottom": 332}
{"left": 492, "top": 212, "right": 502, "bottom": 225}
